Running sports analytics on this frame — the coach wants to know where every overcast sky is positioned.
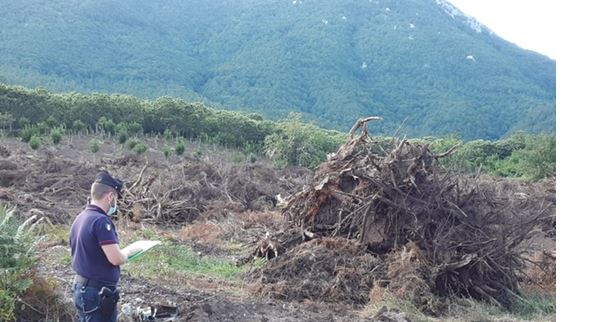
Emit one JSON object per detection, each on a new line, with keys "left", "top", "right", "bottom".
{"left": 446, "top": 0, "right": 557, "bottom": 59}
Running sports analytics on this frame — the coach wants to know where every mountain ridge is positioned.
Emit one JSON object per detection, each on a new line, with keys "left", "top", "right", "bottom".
{"left": 0, "top": 0, "right": 555, "bottom": 139}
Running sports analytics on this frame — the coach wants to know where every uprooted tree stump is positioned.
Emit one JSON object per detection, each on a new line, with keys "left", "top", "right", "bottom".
{"left": 250, "top": 117, "right": 555, "bottom": 311}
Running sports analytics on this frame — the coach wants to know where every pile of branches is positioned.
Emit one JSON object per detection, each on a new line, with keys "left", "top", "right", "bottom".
{"left": 117, "top": 158, "right": 308, "bottom": 224}
{"left": 0, "top": 151, "right": 97, "bottom": 223}
{"left": 275, "top": 117, "right": 554, "bottom": 308}
{"left": 118, "top": 162, "right": 205, "bottom": 223}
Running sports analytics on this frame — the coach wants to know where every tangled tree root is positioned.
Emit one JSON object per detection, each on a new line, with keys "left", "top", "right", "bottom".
{"left": 251, "top": 117, "right": 555, "bottom": 312}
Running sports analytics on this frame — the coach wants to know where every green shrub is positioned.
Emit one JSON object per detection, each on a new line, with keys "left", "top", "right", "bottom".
{"left": 97, "top": 116, "right": 116, "bottom": 134}
{"left": 175, "top": 139, "right": 186, "bottom": 155}
{"left": 133, "top": 142, "right": 148, "bottom": 155}
{"left": 20, "top": 125, "right": 39, "bottom": 143}
{"left": 126, "top": 138, "right": 140, "bottom": 150}
{"left": 507, "top": 134, "right": 555, "bottom": 181}
{"left": 0, "top": 206, "right": 43, "bottom": 321}
{"left": 163, "top": 147, "right": 171, "bottom": 159}
{"left": 72, "top": 120, "right": 87, "bottom": 133}
{"left": 118, "top": 130, "right": 128, "bottom": 144}
{"left": 0, "top": 112, "right": 14, "bottom": 132}
{"left": 35, "top": 121, "right": 50, "bottom": 135}
{"left": 199, "top": 133, "right": 210, "bottom": 145}
{"left": 88, "top": 138, "right": 102, "bottom": 153}
{"left": 44, "top": 116, "right": 60, "bottom": 129}
{"left": 29, "top": 136, "right": 41, "bottom": 150}
{"left": 264, "top": 114, "right": 345, "bottom": 168}
{"left": 50, "top": 128, "right": 63, "bottom": 144}
{"left": 163, "top": 129, "right": 174, "bottom": 141}
{"left": 18, "top": 117, "right": 30, "bottom": 128}
{"left": 117, "top": 121, "right": 143, "bottom": 136}
{"left": 0, "top": 288, "right": 15, "bottom": 322}
{"left": 127, "top": 122, "right": 143, "bottom": 136}
{"left": 242, "top": 141, "right": 260, "bottom": 155}
{"left": 231, "top": 153, "right": 245, "bottom": 163}
{"left": 248, "top": 153, "right": 257, "bottom": 163}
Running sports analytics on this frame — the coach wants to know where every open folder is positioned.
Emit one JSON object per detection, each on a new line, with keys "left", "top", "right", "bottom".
{"left": 125, "top": 240, "right": 162, "bottom": 262}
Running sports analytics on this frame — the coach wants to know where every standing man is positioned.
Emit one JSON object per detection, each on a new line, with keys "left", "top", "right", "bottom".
{"left": 70, "top": 170, "right": 139, "bottom": 322}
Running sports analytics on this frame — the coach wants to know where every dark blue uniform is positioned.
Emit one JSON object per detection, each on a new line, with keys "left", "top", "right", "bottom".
{"left": 70, "top": 205, "right": 120, "bottom": 284}
{"left": 70, "top": 205, "right": 120, "bottom": 322}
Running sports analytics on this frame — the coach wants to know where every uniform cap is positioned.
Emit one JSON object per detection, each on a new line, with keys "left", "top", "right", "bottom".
{"left": 94, "top": 170, "right": 123, "bottom": 198}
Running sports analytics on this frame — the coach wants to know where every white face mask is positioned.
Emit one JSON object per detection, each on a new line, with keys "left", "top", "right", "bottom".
{"left": 107, "top": 195, "right": 118, "bottom": 216}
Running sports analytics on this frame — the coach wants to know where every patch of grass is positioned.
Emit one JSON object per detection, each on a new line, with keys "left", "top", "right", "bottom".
{"left": 130, "top": 226, "right": 160, "bottom": 240}
{"left": 440, "top": 293, "right": 555, "bottom": 322}
{"left": 41, "top": 224, "right": 69, "bottom": 243}
{"left": 124, "top": 242, "right": 245, "bottom": 280}
{"left": 361, "top": 290, "right": 556, "bottom": 322}
{"left": 251, "top": 257, "right": 267, "bottom": 269}
{"left": 222, "top": 242, "right": 244, "bottom": 253}
{"left": 363, "top": 298, "right": 431, "bottom": 322}
{"left": 508, "top": 292, "right": 556, "bottom": 319}
{"left": 231, "top": 153, "right": 245, "bottom": 163}
{"left": 59, "top": 252, "right": 72, "bottom": 266}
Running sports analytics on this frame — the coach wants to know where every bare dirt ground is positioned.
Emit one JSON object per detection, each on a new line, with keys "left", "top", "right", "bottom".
{"left": 40, "top": 245, "right": 362, "bottom": 322}
{"left": 0, "top": 134, "right": 555, "bottom": 322}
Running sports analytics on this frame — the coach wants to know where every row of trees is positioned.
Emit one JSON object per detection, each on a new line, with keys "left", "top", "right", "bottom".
{"left": 0, "top": 83, "right": 344, "bottom": 166}
{"left": 1, "top": 83, "right": 555, "bottom": 180}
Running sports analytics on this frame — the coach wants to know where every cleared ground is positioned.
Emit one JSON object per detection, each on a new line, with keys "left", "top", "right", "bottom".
{"left": 0, "top": 134, "right": 555, "bottom": 321}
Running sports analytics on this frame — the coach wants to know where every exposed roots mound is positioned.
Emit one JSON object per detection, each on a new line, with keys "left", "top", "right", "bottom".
{"left": 251, "top": 238, "right": 384, "bottom": 304}
{"left": 252, "top": 117, "right": 555, "bottom": 311}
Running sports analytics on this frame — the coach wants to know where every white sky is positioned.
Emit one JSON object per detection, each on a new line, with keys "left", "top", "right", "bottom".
{"left": 446, "top": 0, "right": 557, "bottom": 59}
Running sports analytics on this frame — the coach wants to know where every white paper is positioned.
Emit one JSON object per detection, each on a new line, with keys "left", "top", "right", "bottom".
{"left": 125, "top": 240, "right": 161, "bottom": 261}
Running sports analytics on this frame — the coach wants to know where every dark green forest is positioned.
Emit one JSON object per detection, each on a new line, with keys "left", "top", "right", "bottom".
{"left": 0, "top": 0, "right": 555, "bottom": 140}
{"left": 0, "top": 83, "right": 554, "bottom": 180}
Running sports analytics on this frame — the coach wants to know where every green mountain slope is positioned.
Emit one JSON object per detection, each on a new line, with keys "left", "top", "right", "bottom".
{"left": 0, "top": 0, "right": 555, "bottom": 139}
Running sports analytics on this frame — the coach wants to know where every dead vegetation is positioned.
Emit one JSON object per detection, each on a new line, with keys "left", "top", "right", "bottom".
{"left": 0, "top": 141, "right": 310, "bottom": 226}
{"left": 251, "top": 238, "right": 385, "bottom": 305}
{"left": 116, "top": 157, "right": 309, "bottom": 224}
{"left": 0, "top": 150, "right": 98, "bottom": 223}
{"left": 249, "top": 117, "right": 556, "bottom": 313}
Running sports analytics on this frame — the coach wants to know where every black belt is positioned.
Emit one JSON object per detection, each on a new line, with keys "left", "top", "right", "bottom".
{"left": 74, "top": 275, "right": 116, "bottom": 289}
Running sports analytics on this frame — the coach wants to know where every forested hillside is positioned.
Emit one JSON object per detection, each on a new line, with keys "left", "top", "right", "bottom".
{"left": 0, "top": 0, "right": 555, "bottom": 139}
{"left": 1, "top": 83, "right": 554, "bottom": 180}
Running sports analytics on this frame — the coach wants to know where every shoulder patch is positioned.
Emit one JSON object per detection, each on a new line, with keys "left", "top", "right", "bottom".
{"left": 106, "top": 223, "right": 112, "bottom": 231}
